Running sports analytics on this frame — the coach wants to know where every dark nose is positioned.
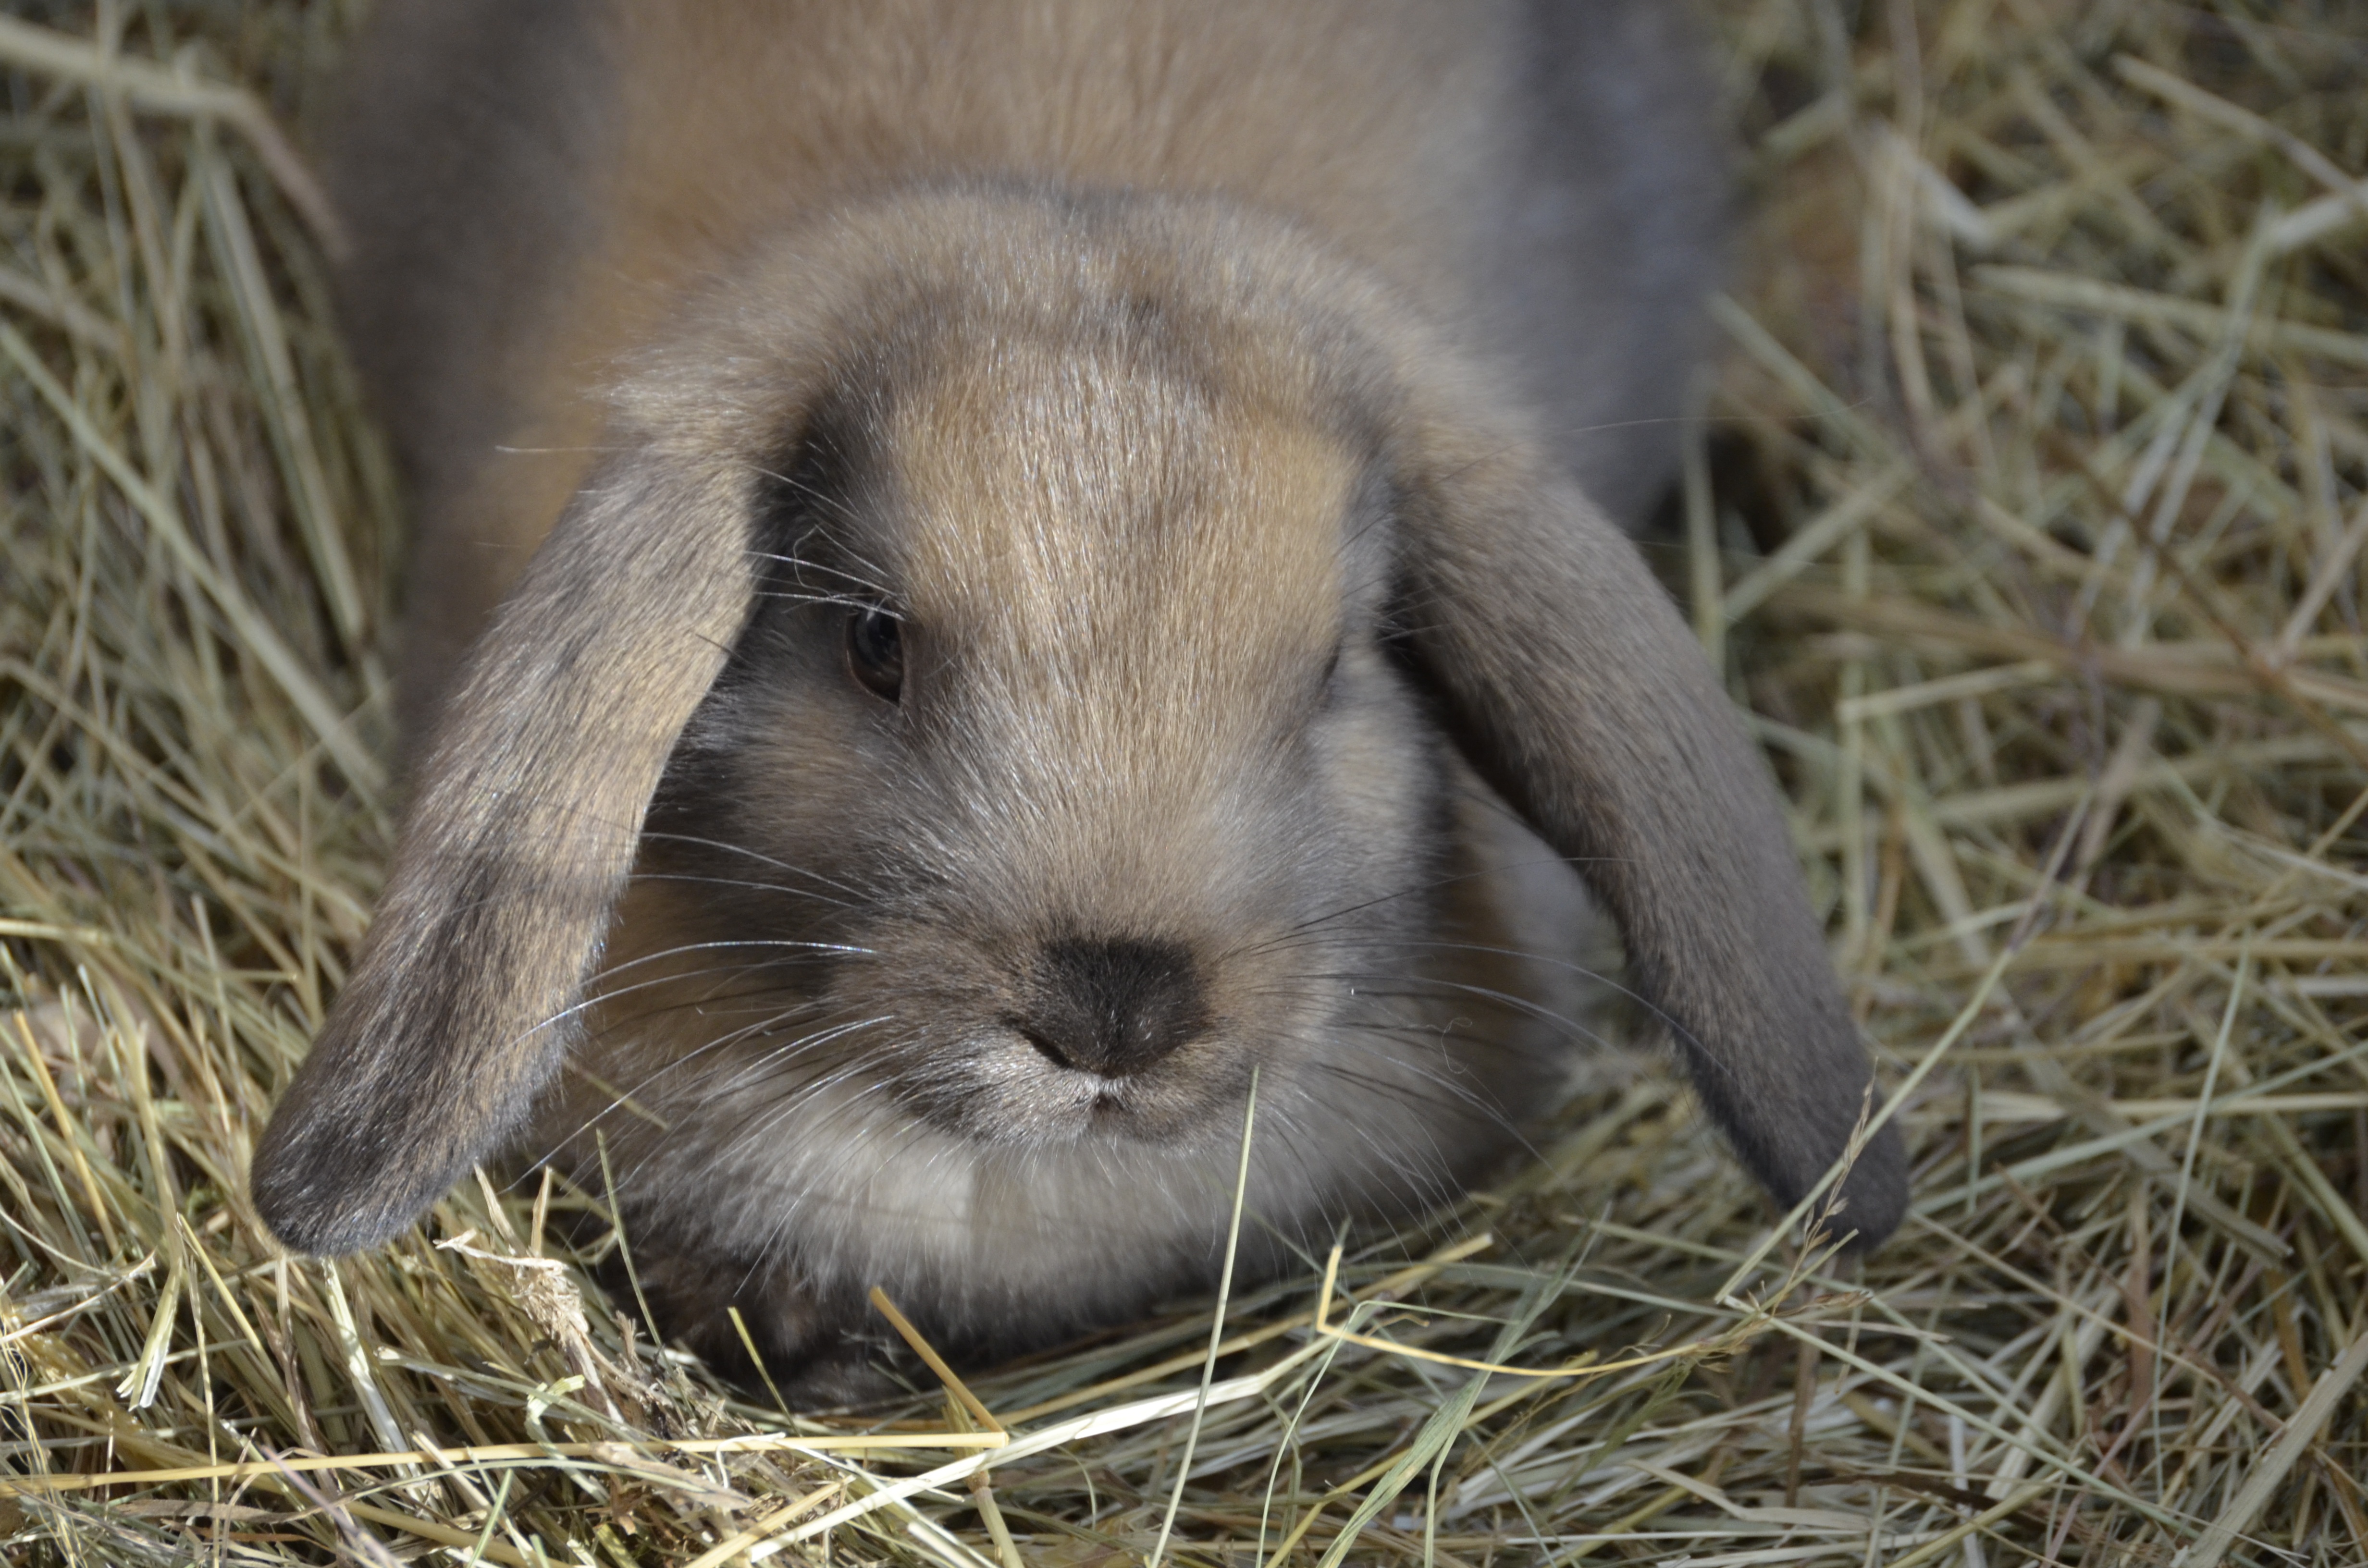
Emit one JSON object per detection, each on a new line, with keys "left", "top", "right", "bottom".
{"left": 1015, "top": 937, "right": 1208, "bottom": 1077}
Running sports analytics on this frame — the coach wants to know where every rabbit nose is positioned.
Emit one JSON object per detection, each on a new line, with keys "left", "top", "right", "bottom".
{"left": 1016, "top": 937, "right": 1209, "bottom": 1077}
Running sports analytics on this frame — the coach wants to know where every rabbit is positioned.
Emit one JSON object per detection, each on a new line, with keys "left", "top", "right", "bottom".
{"left": 253, "top": 0, "right": 1908, "bottom": 1400}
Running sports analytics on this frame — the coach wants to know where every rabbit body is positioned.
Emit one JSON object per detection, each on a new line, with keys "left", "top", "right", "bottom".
{"left": 257, "top": 0, "right": 1906, "bottom": 1398}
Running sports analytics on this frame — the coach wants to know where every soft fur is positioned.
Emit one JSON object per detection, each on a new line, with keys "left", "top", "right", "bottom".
{"left": 253, "top": 0, "right": 1906, "bottom": 1400}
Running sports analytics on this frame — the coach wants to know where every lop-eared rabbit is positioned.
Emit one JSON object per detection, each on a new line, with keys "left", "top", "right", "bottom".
{"left": 256, "top": 0, "right": 1906, "bottom": 1398}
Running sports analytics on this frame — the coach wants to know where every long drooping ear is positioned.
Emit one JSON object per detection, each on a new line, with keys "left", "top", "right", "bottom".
{"left": 253, "top": 454, "right": 754, "bottom": 1255}
{"left": 1397, "top": 440, "right": 1908, "bottom": 1247}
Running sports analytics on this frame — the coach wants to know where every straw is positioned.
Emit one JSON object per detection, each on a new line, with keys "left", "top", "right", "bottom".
{"left": 4, "top": 2, "right": 2363, "bottom": 1562}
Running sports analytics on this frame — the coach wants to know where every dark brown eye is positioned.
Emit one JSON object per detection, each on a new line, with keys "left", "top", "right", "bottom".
{"left": 846, "top": 605, "right": 904, "bottom": 703}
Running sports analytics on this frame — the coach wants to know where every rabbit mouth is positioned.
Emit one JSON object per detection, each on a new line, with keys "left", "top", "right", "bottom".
{"left": 901, "top": 1030, "right": 1261, "bottom": 1147}
{"left": 1055, "top": 1060, "right": 1225, "bottom": 1132}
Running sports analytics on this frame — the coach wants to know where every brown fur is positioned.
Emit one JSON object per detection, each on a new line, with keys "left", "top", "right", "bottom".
{"left": 253, "top": 0, "right": 1904, "bottom": 1398}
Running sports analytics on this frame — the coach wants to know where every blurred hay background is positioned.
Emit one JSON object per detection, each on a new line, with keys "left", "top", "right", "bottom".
{"left": 2, "top": 1, "right": 2364, "bottom": 1563}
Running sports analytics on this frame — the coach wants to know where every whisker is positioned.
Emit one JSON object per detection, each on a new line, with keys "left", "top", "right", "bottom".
{"left": 548, "top": 939, "right": 865, "bottom": 1021}
{"left": 1346, "top": 937, "right": 1702, "bottom": 1058}
{"left": 624, "top": 870, "right": 860, "bottom": 911}
{"left": 560, "top": 1012, "right": 893, "bottom": 1152}
{"left": 632, "top": 832, "right": 876, "bottom": 901}
{"left": 1295, "top": 969, "right": 1608, "bottom": 1045}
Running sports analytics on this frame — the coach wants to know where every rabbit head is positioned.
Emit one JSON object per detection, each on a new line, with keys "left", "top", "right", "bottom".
{"left": 253, "top": 187, "right": 1903, "bottom": 1366}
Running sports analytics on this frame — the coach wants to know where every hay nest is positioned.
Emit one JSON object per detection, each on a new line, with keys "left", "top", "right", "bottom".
{"left": 3, "top": 2, "right": 2364, "bottom": 1563}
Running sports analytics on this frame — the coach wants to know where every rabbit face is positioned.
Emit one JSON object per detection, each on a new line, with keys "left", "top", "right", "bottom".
{"left": 648, "top": 353, "right": 1437, "bottom": 1147}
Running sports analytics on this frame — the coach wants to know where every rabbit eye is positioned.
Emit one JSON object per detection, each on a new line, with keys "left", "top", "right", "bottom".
{"left": 846, "top": 605, "right": 904, "bottom": 703}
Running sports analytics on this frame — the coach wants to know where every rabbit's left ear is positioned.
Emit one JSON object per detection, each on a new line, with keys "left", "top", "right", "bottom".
{"left": 1394, "top": 433, "right": 1907, "bottom": 1246}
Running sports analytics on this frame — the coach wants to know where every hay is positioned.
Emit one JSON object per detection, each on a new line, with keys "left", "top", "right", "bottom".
{"left": 2, "top": 1, "right": 2364, "bottom": 1562}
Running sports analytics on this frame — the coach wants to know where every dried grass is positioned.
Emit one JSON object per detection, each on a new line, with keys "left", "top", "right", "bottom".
{"left": 3, "top": 1, "right": 2365, "bottom": 1563}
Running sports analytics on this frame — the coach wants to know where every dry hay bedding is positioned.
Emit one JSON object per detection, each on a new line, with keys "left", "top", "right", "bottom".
{"left": 1, "top": 2, "right": 2365, "bottom": 1564}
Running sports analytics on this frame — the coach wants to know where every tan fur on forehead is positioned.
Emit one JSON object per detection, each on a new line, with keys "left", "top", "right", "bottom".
{"left": 608, "top": 189, "right": 1401, "bottom": 453}
{"left": 892, "top": 335, "right": 1354, "bottom": 698}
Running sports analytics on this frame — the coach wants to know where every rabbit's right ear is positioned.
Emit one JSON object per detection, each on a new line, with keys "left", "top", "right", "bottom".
{"left": 1392, "top": 429, "right": 1909, "bottom": 1247}
{"left": 252, "top": 454, "right": 754, "bottom": 1255}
